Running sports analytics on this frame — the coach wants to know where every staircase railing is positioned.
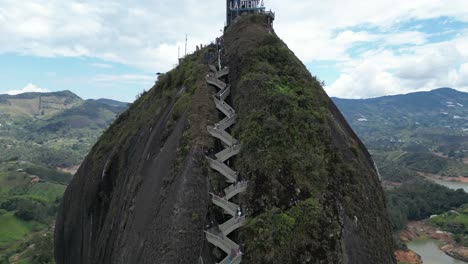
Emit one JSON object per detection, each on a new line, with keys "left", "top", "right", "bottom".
{"left": 204, "top": 60, "right": 247, "bottom": 263}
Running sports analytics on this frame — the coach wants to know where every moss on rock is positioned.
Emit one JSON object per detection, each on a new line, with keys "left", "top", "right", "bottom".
{"left": 224, "top": 14, "right": 395, "bottom": 264}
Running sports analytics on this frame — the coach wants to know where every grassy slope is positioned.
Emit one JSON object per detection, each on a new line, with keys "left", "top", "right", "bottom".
{"left": 0, "top": 91, "right": 82, "bottom": 118}
{"left": 0, "top": 162, "right": 66, "bottom": 262}
{"left": 0, "top": 212, "right": 36, "bottom": 246}
{"left": 428, "top": 204, "right": 468, "bottom": 246}
{"left": 386, "top": 178, "right": 468, "bottom": 230}
{"left": 374, "top": 150, "right": 468, "bottom": 182}
{"left": 0, "top": 93, "right": 124, "bottom": 263}
{"left": 0, "top": 93, "right": 127, "bottom": 168}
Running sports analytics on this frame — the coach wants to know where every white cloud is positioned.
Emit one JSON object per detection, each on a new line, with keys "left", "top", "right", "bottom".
{"left": 5, "top": 83, "right": 50, "bottom": 95}
{"left": 449, "top": 63, "right": 468, "bottom": 87}
{"left": 334, "top": 31, "right": 378, "bottom": 45}
{"left": 270, "top": 0, "right": 468, "bottom": 98}
{"left": 326, "top": 31, "right": 468, "bottom": 98}
{"left": 1, "top": 0, "right": 468, "bottom": 98}
{"left": 270, "top": 0, "right": 467, "bottom": 60}
{"left": 0, "top": 0, "right": 221, "bottom": 72}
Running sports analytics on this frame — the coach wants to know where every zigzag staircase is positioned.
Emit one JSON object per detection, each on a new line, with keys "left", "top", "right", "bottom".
{"left": 205, "top": 59, "right": 246, "bottom": 263}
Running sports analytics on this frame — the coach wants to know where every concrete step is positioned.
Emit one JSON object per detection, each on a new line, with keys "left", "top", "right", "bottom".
{"left": 206, "top": 76, "right": 227, "bottom": 90}
{"left": 213, "top": 96, "right": 235, "bottom": 117}
{"left": 219, "top": 216, "right": 246, "bottom": 236}
{"left": 207, "top": 126, "right": 238, "bottom": 147}
{"left": 215, "top": 67, "right": 230, "bottom": 79}
{"left": 206, "top": 157, "right": 237, "bottom": 183}
{"left": 209, "top": 65, "right": 218, "bottom": 73}
{"left": 216, "top": 85, "right": 231, "bottom": 101}
{"left": 219, "top": 254, "right": 242, "bottom": 264}
{"left": 205, "top": 231, "right": 232, "bottom": 255}
{"left": 215, "top": 144, "right": 241, "bottom": 162}
{"left": 232, "top": 255, "right": 242, "bottom": 264}
{"left": 224, "top": 181, "right": 248, "bottom": 200}
{"left": 215, "top": 114, "right": 237, "bottom": 131}
{"left": 210, "top": 193, "right": 239, "bottom": 216}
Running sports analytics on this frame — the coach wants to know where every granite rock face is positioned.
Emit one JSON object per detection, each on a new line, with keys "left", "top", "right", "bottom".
{"left": 55, "top": 14, "right": 396, "bottom": 264}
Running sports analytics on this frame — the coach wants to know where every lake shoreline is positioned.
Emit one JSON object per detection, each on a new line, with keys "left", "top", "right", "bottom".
{"left": 418, "top": 172, "right": 468, "bottom": 183}
{"left": 401, "top": 221, "right": 468, "bottom": 263}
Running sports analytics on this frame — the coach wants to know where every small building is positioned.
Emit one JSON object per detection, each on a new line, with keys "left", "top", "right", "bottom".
{"left": 226, "top": 0, "right": 274, "bottom": 27}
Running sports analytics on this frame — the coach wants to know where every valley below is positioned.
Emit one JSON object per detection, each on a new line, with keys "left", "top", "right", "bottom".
{"left": 0, "top": 91, "right": 127, "bottom": 263}
{"left": 402, "top": 221, "right": 468, "bottom": 264}
{"left": 334, "top": 88, "right": 468, "bottom": 264}
{"left": 421, "top": 173, "right": 468, "bottom": 192}
{"left": 2, "top": 86, "right": 468, "bottom": 263}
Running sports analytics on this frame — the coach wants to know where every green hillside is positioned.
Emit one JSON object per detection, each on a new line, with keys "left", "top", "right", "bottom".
{"left": 333, "top": 88, "right": 468, "bottom": 181}
{"left": 334, "top": 89, "right": 468, "bottom": 237}
{"left": 0, "top": 160, "right": 66, "bottom": 263}
{"left": 0, "top": 91, "right": 82, "bottom": 118}
{"left": 0, "top": 91, "right": 128, "bottom": 168}
{"left": 0, "top": 91, "right": 127, "bottom": 263}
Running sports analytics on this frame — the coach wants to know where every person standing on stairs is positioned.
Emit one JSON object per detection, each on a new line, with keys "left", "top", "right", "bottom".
{"left": 230, "top": 249, "right": 237, "bottom": 262}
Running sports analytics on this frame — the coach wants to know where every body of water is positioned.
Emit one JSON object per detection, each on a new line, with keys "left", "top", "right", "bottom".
{"left": 407, "top": 238, "right": 466, "bottom": 264}
{"left": 427, "top": 177, "right": 468, "bottom": 193}
{"left": 410, "top": 178, "right": 468, "bottom": 263}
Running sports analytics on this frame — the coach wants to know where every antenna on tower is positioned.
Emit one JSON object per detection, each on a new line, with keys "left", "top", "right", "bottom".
{"left": 185, "top": 34, "right": 188, "bottom": 57}
{"left": 178, "top": 46, "right": 180, "bottom": 60}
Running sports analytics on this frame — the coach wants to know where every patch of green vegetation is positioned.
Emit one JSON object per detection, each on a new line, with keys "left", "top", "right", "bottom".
{"left": 222, "top": 14, "right": 395, "bottom": 263}
{"left": 172, "top": 93, "right": 192, "bottom": 121}
{"left": 0, "top": 92, "right": 127, "bottom": 168}
{"left": 23, "top": 164, "right": 72, "bottom": 185}
{"left": 27, "top": 183, "right": 64, "bottom": 204}
{"left": 88, "top": 47, "right": 210, "bottom": 180}
{"left": 428, "top": 204, "right": 468, "bottom": 247}
{"left": 0, "top": 86, "right": 126, "bottom": 262}
{"left": 227, "top": 15, "right": 330, "bottom": 213}
{"left": 386, "top": 178, "right": 468, "bottom": 231}
{"left": 0, "top": 227, "right": 55, "bottom": 264}
{"left": 242, "top": 198, "right": 335, "bottom": 263}
{"left": 334, "top": 89, "right": 468, "bottom": 181}
{"left": 398, "top": 152, "right": 468, "bottom": 176}
{"left": 379, "top": 162, "right": 418, "bottom": 183}
{"left": 0, "top": 212, "right": 37, "bottom": 246}
{"left": 0, "top": 161, "right": 65, "bottom": 260}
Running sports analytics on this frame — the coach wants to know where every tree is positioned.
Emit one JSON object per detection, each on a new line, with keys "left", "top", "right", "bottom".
{"left": 448, "top": 150, "right": 456, "bottom": 158}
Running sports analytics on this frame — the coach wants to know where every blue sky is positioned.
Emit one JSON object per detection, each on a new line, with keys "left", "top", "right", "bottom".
{"left": 1, "top": 0, "right": 468, "bottom": 101}
{"left": 0, "top": 53, "right": 154, "bottom": 101}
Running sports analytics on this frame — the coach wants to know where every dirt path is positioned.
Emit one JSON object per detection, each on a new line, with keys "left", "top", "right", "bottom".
{"left": 392, "top": 151, "right": 407, "bottom": 161}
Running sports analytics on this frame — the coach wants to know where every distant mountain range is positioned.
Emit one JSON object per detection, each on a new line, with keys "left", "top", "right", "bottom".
{"left": 0, "top": 90, "right": 128, "bottom": 168}
{"left": 333, "top": 88, "right": 468, "bottom": 132}
{"left": 0, "top": 90, "right": 128, "bottom": 118}
{"left": 333, "top": 88, "right": 468, "bottom": 180}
